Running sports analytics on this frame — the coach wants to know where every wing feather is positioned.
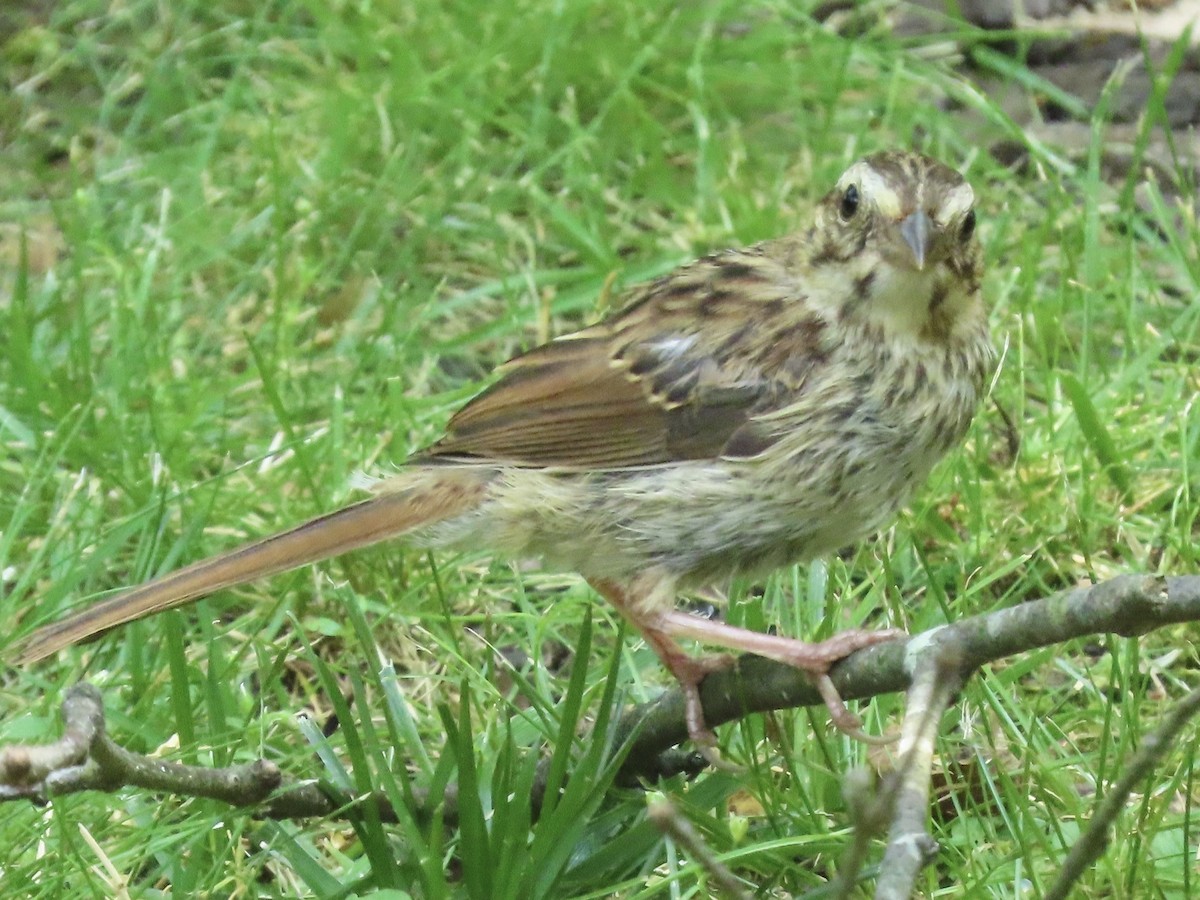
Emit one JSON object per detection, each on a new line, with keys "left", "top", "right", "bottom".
{"left": 418, "top": 249, "right": 826, "bottom": 470}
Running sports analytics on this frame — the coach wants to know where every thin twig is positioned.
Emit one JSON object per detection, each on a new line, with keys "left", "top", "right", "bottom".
{"left": 648, "top": 796, "right": 753, "bottom": 900}
{"left": 821, "top": 766, "right": 891, "bottom": 899}
{"left": 1044, "top": 682, "right": 1200, "bottom": 900}
{"left": 0, "top": 683, "right": 282, "bottom": 805}
{"left": 0, "top": 683, "right": 102, "bottom": 795}
{"left": 873, "top": 639, "right": 967, "bottom": 900}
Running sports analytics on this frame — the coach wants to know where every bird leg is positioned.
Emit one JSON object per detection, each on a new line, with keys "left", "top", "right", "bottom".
{"left": 590, "top": 577, "right": 902, "bottom": 761}
{"left": 589, "top": 578, "right": 738, "bottom": 767}
{"left": 629, "top": 621, "right": 737, "bottom": 767}
{"left": 659, "top": 610, "right": 903, "bottom": 743}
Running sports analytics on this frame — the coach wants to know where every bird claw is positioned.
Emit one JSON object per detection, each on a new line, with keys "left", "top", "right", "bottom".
{"left": 675, "top": 663, "right": 745, "bottom": 773}
{"left": 813, "top": 673, "right": 898, "bottom": 745}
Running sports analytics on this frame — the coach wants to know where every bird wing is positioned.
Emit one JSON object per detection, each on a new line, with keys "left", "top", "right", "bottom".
{"left": 419, "top": 248, "right": 827, "bottom": 470}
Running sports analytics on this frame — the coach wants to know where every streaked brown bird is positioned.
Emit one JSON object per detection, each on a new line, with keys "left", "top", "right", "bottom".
{"left": 15, "top": 151, "right": 992, "bottom": 761}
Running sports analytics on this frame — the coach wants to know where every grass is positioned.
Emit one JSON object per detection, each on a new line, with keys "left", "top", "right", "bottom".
{"left": 1, "top": 0, "right": 1198, "bottom": 896}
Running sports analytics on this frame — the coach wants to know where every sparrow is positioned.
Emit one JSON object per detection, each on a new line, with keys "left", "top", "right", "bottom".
{"left": 15, "top": 150, "right": 992, "bottom": 762}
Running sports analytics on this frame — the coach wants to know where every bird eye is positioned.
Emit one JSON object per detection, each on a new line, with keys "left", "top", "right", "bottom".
{"left": 960, "top": 209, "right": 976, "bottom": 242}
{"left": 839, "top": 184, "right": 860, "bottom": 221}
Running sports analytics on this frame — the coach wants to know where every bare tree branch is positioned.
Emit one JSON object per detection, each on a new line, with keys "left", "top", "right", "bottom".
{"left": 0, "top": 683, "right": 283, "bottom": 805}
{"left": 873, "top": 639, "right": 968, "bottom": 900}
{"left": 1, "top": 571, "right": 1196, "bottom": 893}
{"left": 816, "top": 634, "right": 971, "bottom": 900}
{"left": 618, "top": 573, "right": 1185, "bottom": 772}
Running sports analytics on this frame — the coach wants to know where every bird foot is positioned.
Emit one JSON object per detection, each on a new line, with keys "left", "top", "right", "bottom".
{"left": 663, "top": 652, "right": 744, "bottom": 771}
{"left": 659, "top": 612, "right": 904, "bottom": 743}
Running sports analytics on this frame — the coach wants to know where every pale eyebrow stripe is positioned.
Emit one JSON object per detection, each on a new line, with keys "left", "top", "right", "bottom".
{"left": 938, "top": 183, "right": 975, "bottom": 221}
{"left": 839, "top": 163, "right": 902, "bottom": 218}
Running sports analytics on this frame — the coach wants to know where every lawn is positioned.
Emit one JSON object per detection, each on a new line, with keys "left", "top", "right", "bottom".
{"left": 1, "top": 1, "right": 1198, "bottom": 896}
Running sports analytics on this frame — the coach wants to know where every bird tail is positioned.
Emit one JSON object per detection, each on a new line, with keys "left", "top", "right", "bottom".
{"left": 12, "top": 472, "right": 486, "bottom": 664}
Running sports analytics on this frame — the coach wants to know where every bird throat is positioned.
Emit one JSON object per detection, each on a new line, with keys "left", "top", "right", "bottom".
{"left": 858, "top": 259, "right": 957, "bottom": 343}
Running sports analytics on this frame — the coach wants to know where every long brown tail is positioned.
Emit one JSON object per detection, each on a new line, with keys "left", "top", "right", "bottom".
{"left": 13, "top": 473, "right": 486, "bottom": 664}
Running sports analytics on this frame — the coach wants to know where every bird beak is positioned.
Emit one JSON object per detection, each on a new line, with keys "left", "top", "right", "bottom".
{"left": 899, "top": 209, "right": 933, "bottom": 271}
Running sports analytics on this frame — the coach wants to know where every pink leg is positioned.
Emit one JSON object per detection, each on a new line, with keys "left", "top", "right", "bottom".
{"left": 659, "top": 610, "right": 902, "bottom": 741}
{"left": 589, "top": 578, "right": 740, "bottom": 767}
{"left": 590, "top": 577, "right": 902, "bottom": 758}
{"left": 637, "top": 626, "right": 738, "bottom": 767}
